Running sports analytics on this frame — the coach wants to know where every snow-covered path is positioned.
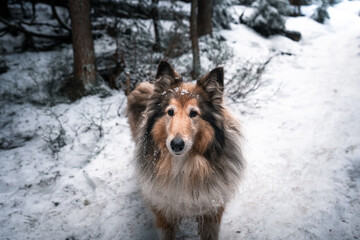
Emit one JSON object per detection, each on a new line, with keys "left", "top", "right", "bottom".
{"left": 221, "top": 2, "right": 360, "bottom": 239}
{"left": 0, "top": 1, "right": 359, "bottom": 240}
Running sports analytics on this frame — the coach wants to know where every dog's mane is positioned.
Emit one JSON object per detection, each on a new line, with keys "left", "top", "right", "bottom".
{"left": 134, "top": 80, "right": 244, "bottom": 194}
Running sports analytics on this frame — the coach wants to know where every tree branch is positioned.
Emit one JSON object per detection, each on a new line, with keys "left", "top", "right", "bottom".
{"left": 50, "top": 1, "right": 71, "bottom": 32}
{"left": 21, "top": 20, "right": 65, "bottom": 29}
{"left": 0, "top": 16, "right": 70, "bottom": 41}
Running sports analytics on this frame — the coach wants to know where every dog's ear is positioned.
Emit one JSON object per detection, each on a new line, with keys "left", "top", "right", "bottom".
{"left": 156, "top": 60, "right": 178, "bottom": 79}
{"left": 154, "top": 60, "right": 182, "bottom": 92}
{"left": 197, "top": 67, "right": 224, "bottom": 103}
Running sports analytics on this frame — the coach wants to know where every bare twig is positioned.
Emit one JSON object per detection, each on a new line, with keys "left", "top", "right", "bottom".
{"left": 20, "top": 21, "right": 65, "bottom": 29}
{"left": 50, "top": 2, "right": 71, "bottom": 32}
{"left": 80, "top": 103, "right": 112, "bottom": 139}
{"left": 42, "top": 108, "right": 67, "bottom": 159}
{"left": 117, "top": 95, "right": 127, "bottom": 117}
{"left": 226, "top": 52, "right": 292, "bottom": 104}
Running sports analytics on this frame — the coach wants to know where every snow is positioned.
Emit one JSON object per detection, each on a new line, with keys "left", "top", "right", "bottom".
{"left": 1, "top": 1, "right": 360, "bottom": 239}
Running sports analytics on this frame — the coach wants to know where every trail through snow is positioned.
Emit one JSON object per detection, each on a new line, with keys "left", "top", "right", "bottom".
{"left": 0, "top": 1, "right": 359, "bottom": 240}
{"left": 221, "top": 2, "right": 360, "bottom": 239}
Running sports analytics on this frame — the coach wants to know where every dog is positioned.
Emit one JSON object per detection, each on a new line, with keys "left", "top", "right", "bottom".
{"left": 127, "top": 61, "right": 244, "bottom": 240}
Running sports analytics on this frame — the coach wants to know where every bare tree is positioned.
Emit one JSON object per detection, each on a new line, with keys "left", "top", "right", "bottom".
{"left": 190, "top": 0, "right": 201, "bottom": 77}
{"left": 198, "top": 0, "right": 212, "bottom": 37}
{"left": 151, "top": 0, "right": 162, "bottom": 50}
{"left": 68, "top": 0, "right": 97, "bottom": 94}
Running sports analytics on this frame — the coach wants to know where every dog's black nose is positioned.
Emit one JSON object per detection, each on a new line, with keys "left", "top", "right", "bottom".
{"left": 170, "top": 137, "right": 185, "bottom": 153}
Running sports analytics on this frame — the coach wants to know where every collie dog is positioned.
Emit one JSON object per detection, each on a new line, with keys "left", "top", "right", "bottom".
{"left": 127, "top": 61, "right": 244, "bottom": 240}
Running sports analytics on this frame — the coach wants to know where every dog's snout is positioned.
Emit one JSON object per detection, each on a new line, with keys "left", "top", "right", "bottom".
{"left": 170, "top": 137, "right": 185, "bottom": 153}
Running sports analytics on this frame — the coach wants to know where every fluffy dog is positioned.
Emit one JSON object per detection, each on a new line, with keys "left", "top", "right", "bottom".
{"left": 127, "top": 61, "right": 244, "bottom": 240}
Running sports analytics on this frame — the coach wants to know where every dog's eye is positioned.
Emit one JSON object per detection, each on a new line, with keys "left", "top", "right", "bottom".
{"left": 189, "top": 110, "right": 198, "bottom": 118}
{"left": 167, "top": 109, "right": 174, "bottom": 117}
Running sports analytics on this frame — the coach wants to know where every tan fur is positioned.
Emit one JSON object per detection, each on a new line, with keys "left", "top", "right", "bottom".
{"left": 197, "top": 206, "right": 224, "bottom": 225}
{"left": 152, "top": 116, "right": 168, "bottom": 151}
{"left": 214, "top": 206, "right": 224, "bottom": 223}
{"left": 187, "top": 154, "right": 213, "bottom": 185}
{"left": 154, "top": 152, "right": 172, "bottom": 184}
{"left": 127, "top": 82, "right": 154, "bottom": 139}
{"left": 166, "top": 97, "right": 199, "bottom": 140}
{"left": 150, "top": 86, "right": 215, "bottom": 186}
{"left": 127, "top": 62, "right": 244, "bottom": 240}
{"left": 151, "top": 208, "right": 180, "bottom": 240}
{"left": 197, "top": 206, "right": 224, "bottom": 239}
{"left": 192, "top": 120, "right": 214, "bottom": 155}
{"left": 152, "top": 208, "right": 176, "bottom": 229}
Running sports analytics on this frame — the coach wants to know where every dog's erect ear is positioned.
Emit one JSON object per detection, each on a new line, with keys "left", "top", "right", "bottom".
{"left": 155, "top": 60, "right": 182, "bottom": 92}
{"left": 197, "top": 67, "right": 224, "bottom": 103}
{"left": 156, "top": 60, "right": 177, "bottom": 79}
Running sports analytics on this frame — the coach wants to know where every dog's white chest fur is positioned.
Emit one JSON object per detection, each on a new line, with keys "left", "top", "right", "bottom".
{"left": 140, "top": 155, "right": 229, "bottom": 217}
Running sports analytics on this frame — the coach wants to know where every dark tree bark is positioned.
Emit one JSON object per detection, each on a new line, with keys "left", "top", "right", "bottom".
{"left": 31, "top": 0, "right": 36, "bottom": 22}
{"left": 297, "top": 3, "right": 301, "bottom": 16}
{"left": 151, "top": 0, "right": 161, "bottom": 51}
{"left": 0, "top": 0, "right": 11, "bottom": 19}
{"left": 19, "top": 0, "right": 29, "bottom": 18}
{"left": 289, "top": 0, "right": 301, "bottom": 16}
{"left": 190, "top": 0, "right": 201, "bottom": 78}
{"left": 198, "top": 0, "right": 212, "bottom": 37}
{"left": 68, "top": 0, "right": 97, "bottom": 94}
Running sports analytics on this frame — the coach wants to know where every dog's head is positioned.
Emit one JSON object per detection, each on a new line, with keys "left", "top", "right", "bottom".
{"left": 150, "top": 61, "right": 224, "bottom": 157}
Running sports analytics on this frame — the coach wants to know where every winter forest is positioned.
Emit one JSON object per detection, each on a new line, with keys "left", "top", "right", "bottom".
{"left": 0, "top": 0, "right": 360, "bottom": 239}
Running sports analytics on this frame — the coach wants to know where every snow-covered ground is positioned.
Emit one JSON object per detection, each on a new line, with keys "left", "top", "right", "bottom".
{"left": 1, "top": 1, "right": 360, "bottom": 239}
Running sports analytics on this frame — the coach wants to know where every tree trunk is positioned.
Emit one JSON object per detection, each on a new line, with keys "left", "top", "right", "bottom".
{"left": 190, "top": 0, "right": 201, "bottom": 78}
{"left": 151, "top": 0, "right": 161, "bottom": 51}
{"left": 20, "top": 0, "right": 29, "bottom": 18}
{"left": 198, "top": 0, "right": 212, "bottom": 37}
{"left": 68, "top": 0, "right": 96, "bottom": 94}
{"left": 290, "top": 0, "right": 301, "bottom": 16}
{"left": 0, "top": 0, "right": 11, "bottom": 19}
{"left": 31, "top": 0, "right": 36, "bottom": 22}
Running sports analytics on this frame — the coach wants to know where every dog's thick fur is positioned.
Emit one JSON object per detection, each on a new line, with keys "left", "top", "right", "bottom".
{"left": 127, "top": 61, "right": 244, "bottom": 240}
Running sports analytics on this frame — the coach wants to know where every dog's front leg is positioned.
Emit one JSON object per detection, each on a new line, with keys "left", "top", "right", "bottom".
{"left": 152, "top": 208, "right": 180, "bottom": 240}
{"left": 197, "top": 207, "right": 224, "bottom": 240}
